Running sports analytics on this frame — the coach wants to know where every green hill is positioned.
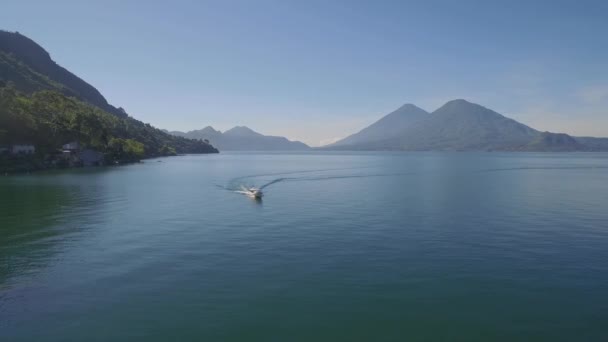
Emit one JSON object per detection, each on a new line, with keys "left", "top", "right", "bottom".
{"left": 0, "top": 30, "right": 126, "bottom": 117}
{"left": 0, "top": 30, "right": 217, "bottom": 172}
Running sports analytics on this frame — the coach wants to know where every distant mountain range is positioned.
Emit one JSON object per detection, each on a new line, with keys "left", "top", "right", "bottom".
{"left": 324, "top": 99, "right": 608, "bottom": 151}
{"left": 3, "top": 30, "right": 606, "bottom": 155}
{"left": 167, "top": 126, "right": 310, "bottom": 151}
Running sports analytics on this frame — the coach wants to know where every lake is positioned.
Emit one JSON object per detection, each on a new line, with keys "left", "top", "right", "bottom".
{"left": 1, "top": 152, "right": 608, "bottom": 341}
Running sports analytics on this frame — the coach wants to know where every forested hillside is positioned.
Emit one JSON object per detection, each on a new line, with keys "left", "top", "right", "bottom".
{"left": 0, "top": 30, "right": 217, "bottom": 172}
{"left": 0, "top": 84, "right": 217, "bottom": 157}
{"left": 0, "top": 30, "right": 127, "bottom": 117}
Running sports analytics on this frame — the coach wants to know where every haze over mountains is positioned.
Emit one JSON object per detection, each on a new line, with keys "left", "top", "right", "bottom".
{"left": 324, "top": 100, "right": 608, "bottom": 152}
{"left": 1, "top": 30, "right": 607, "bottom": 154}
{"left": 167, "top": 126, "right": 310, "bottom": 151}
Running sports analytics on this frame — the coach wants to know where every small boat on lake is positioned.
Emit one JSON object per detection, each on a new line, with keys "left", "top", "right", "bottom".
{"left": 246, "top": 187, "right": 263, "bottom": 199}
{"left": 238, "top": 186, "right": 263, "bottom": 199}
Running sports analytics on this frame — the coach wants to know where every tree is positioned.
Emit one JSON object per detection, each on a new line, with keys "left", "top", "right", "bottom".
{"left": 108, "top": 137, "right": 144, "bottom": 162}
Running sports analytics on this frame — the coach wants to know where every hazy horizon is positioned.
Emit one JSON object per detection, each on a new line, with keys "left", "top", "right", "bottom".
{"left": 2, "top": 0, "right": 607, "bottom": 146}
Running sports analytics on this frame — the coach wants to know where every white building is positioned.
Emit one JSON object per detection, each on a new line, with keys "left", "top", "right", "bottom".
{"left": 11, "top": 144, "right": 35, "bottom": 154}
{"left": 62, "top": 141, "right": 80, "bottom": 151}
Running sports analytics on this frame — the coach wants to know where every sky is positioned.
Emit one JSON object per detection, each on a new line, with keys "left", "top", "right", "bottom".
{"left": 2, "top": 0, "right": 607, "bottom": 146}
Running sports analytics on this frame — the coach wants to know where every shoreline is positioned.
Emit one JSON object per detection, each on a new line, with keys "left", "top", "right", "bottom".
{"left": 0, "top": 151, "right": 219, "bottom": 176}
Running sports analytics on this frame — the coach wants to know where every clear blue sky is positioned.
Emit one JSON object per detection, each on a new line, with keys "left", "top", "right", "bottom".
{"left": 2, "top": 0, "right": 607, "bottom": 145}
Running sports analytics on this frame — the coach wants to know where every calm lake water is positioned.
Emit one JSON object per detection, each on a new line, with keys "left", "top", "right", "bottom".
{"left": 1, "top": 152, "right": 608, "bottom": 341}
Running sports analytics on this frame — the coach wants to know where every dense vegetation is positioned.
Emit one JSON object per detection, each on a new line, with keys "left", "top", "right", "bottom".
{"left": 0, "top": 30, "right": 127, "bottom": 117}
{"left": 0, "top": 30, "right": 217, "bottom": 172}
{"left": 0, "top": 84, "right": 217, "bottom": 172}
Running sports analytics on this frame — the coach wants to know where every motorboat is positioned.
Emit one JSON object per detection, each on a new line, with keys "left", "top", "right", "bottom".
{"left": 243, "top": 187, "right": 263, "bottom": 199}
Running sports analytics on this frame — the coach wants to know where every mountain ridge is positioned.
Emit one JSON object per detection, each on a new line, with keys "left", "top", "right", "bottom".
{"left": 324, "top": 99, "right": 607, "bottom": 152}
{"left": 0, "top": 30, "right": 218, "bottom": 165}
{"left": 167, "top": 126, "right": 310, "bottom": 151}
{"left": 0, "top": 30, "right": 127, "bottom": 117}
{"left": 3, "top": 30, "right": 605, "bottom": 155}
{"left": 327, "top": 103, "right": 428, "bottom": 147}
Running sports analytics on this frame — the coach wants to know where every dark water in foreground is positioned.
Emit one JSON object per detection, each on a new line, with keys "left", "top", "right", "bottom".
{"left": 1, "top": 152, "right": 607, "bottom": 341}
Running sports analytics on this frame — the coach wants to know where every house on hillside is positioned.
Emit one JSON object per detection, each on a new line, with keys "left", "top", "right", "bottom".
{"left": 60, "top": 141, "right": 103, "bottom": 166}
{"left": 61, "top": 141, "right": 78, "bottom": 162}
{"left": 11, "top": 144, "right": 35, "bottom": 154}
{"left": 62, "top": 141, "right": 80, "bottom": 152}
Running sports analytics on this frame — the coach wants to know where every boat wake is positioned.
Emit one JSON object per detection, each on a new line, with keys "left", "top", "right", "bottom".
{"left": 220, "top": 163, "right": 608, "bottom": 199}
{"left": 480, "top": 165, "right": 608, "bottom": 173}
{"left": 228, "top": 166, "right": 375, "bottom": 185}
{"left": 221, "top": 167, "right": 415, "bottom": 198}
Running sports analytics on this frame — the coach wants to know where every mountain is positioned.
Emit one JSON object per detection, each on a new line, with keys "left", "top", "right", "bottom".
{"left": 169, "top": 126, "right": 223, "bottom": 142}
{"left": 396, "top": 99, "right": 539, "bottom": 151}
{"left": 168, "top": 126, "right": 310, "bottom": 151}
{"left": 0, "top": 30, "right": 218, "bottom": 164}
{"left": 327, "top": 104, "right": 428, "bottom": 147}
{"left": 0, "top": 30, "right": 128, "bottom": 118}
{"left": 573, "top": 137, "right": 608, "bottom": 151}
{"left": 224, "top": 126, "right": 263, "bottom": 137}
{"left": 323, "top": 99, "right": 607, "bottom": 151}
{"left": 514, "top": 132, "right": 583, "bottom": 152}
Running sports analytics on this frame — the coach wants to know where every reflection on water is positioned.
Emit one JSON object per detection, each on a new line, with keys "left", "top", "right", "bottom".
{"left": 0, "top": 170, "right": 118, "bottom": 287}
{"left": 0, "top": 181, "right": 74, "bottom": 286}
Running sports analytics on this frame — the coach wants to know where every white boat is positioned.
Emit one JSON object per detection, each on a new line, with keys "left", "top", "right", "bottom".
{"left": 242, "top": 186, "right": 263, "bottom": 199}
